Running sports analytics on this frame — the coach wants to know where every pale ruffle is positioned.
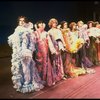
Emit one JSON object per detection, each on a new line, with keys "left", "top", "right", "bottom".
{"left": 8, "top": 26, "right": 44, "bottom": 93}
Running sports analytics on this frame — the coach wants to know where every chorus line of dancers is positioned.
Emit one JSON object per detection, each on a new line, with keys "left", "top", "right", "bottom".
{"left": 8, "top": 16, "right": 100, "bottom": 93}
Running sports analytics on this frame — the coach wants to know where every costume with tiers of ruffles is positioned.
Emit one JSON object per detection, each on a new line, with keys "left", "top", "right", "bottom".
{"left": 8, "top": 26, "right": 44, "bottom": 93}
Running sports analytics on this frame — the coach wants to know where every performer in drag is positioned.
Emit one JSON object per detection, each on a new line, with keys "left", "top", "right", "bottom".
{"left": 33, "top": 20, "right": 58, "bottom": 86}
{"left": 48, "top": 18, "right": 66, "bottom": 83}
{"left": 8, "top": 16, "right": 44, "bottom": 93}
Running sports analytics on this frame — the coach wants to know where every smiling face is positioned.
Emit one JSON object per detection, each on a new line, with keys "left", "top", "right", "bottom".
{"left": 48, "top": 18, "right": 58, "bottom": 28}
{"left": 88, "top": 23, "right": 93, "bottom": 28}
{"left": 63, "top": 22, "right": 68, "bottom": 29}
{"left": 38, "top": 23, "right": 44, "bottom": 30}
{"left": 52, "top": 21, "right": 57, "bottom": 28}
{"left": 18, "top": 18, "right": 25, "bottom": 26}
{"left": 69, "top": 22, "right": 77, "bottom": 31}
{"left": 77, "top": 21, "right": 84, "bottom": 27}
{"left": 36, "top": 21, "right": 46, "bottom": 31}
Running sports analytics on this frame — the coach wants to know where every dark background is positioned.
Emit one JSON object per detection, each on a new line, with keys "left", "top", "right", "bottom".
{"left": 0, "top": 1, "right": 100, "bottom": 44}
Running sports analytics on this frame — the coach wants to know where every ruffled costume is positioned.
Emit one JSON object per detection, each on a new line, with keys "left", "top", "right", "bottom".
{"left": 8, "top": 26, "right": 44, "bottom": 93}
